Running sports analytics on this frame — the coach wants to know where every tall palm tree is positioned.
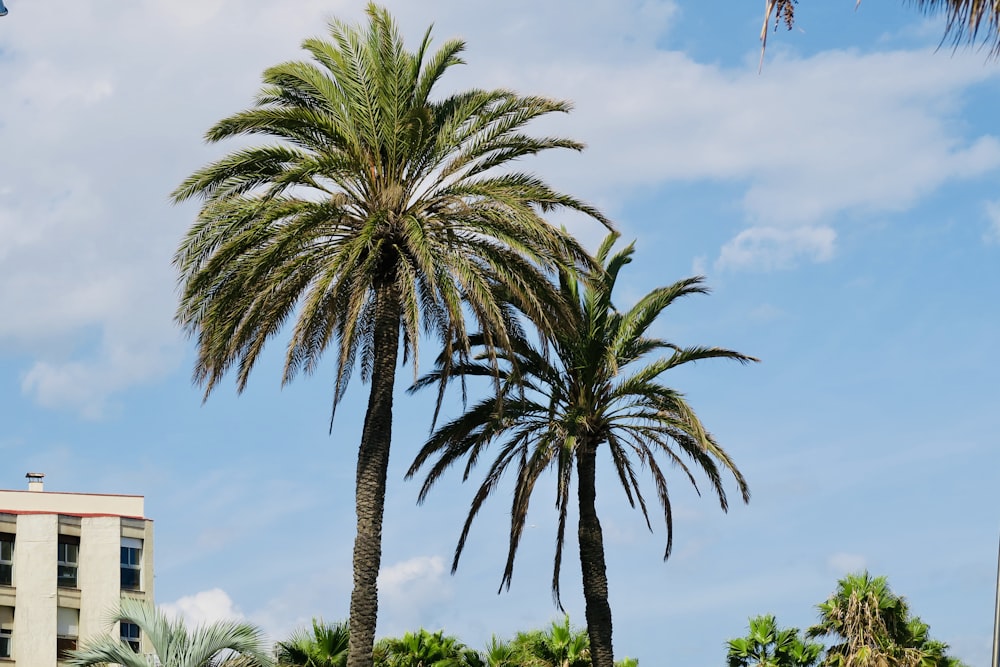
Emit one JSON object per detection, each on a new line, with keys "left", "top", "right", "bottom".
{"left": 408, "top": 234, "right": 754, "bottom": 667}
{"left": 277, "top": 619, "right": 350, "bottom": 667}
{"left": 65, "top": 597, "right": 272, "bottom": 667}
{"left": 171, "top": 6, "right": 607, "bottom": 667}
{"left": 727, "top": 615, "right": 822, "bottom": 667}
{"left": 762, "top": 0, "right": 1000, "bottom": 59}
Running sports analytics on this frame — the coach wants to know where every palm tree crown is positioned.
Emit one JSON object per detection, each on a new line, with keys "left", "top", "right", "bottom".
{"left": 65, "top": 597, "right": 272, "bottom": 667}
{"left": 727, "top": 615, "right": 822, "bottom": 667}
{"left": 807, "top": 572, "right": 967, "bottom": 667}
{"left": 409, "top": 233, "right": 755, "bottom": 667}
{"left": 277, "top": 619, "right": 349, "bottom": 667}
{"left": 171, "top": 5, "right": 607, "bottom": 667}
{"left": 508, "top": 617, "right": 591, "bottom": 667}
{"left": 374, "top": 629, "right": 482, "bottom": 667}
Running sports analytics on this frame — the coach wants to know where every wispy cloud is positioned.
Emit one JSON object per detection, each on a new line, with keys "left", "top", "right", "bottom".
{"left": 2, "top": 0, "right": 998, "bottom": 416}
{"left": 827, "top": 552, "right": 868, "bottom": 575}
{"left": 716, "top": 226, "right": 836, "bottom": 272}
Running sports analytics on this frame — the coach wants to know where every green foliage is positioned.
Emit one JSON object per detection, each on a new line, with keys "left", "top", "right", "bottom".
{"left": 409, "top": 233, "right": 754, "bottom": 600}
{"left": 171, "top": 2, "right": 608, "bottom": 408}
{"left": 172, "top": 4, "right": 608, "bottom": 665}
{"left": 410, "top": 234, "right": 752, "bottom": 667}
{"left": 367, "top": 618, "right": 640, "bottom": 667}
{"left": 65, "top": 597, "right": 272, "bottom": 667}
{"left": 374, "top": 629, "right": 481, "bottom": 667}
{"left": 726, "top": 615, "right": 822, "bottom": 667}
{"left": 478, "top": 636, "right": 520, "bottom": 667}
{"left": 508, "top": 616, "right": 591, "bottom": 667}
{"left": 277, "top": 619, "right": 350, "bottom": 667}
{"left": 806, "top": 572, "right": 967, "bottom": 667}
{"left": 730, "top": 574, "right": 968, "bottom": 667}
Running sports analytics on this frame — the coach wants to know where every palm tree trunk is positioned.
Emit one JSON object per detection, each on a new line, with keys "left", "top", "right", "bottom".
{"left": 576, "top": 441, "right": 615, "bottom": 667}
{"left": 347, "top": 283, "right": 401, "bottom": 667}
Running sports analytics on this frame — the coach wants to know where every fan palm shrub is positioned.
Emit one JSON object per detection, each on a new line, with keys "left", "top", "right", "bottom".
{"left": 65, "top": 597, "right": 271, "bottom": 667}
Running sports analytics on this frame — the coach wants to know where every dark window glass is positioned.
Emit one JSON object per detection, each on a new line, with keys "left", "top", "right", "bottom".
{"left": 56, "top": 636, "right": 77, "bottom": 660}
{"left": 120, "top": 546, "right": 140, "bottom": 567}
{"left": 0, "top": 536, "right": 12, "bottom": 587}
{"left": 57, "top": 542, "right": 78, "bottom": 564}
{"left": 57, "top": 566, "right": 77, "bottom": 588}
{"left": 0, "top": 629, "right": 10, "bottom": 659}
{"left": 120, "top": 546, "right": 141, "bottom": 590}
{"left": 120, "top": 566, "right": 141, "bottom": 590}
{"left": 120, "top": 622, "right": 140, "bottom": 652}
{"left": 57, "top": 541, "right": 79, "bottom": 588}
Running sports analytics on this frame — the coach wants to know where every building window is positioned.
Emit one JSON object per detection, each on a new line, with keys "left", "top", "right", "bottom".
{"left": 0, "top": 533, "right": 12, "bottom": 587}
{"left": 0, "top": 605, "right": 12, "bottom": 659}
{"left": 57, "top": 536, "right": 79, "bottom": 588}
{"left": 56, "top": 607, "right": 78, "bottom": 660}
{"left": 120, "top": 538, "right": 142, "bottom": 591}
{"left": 120, "top": 621, "right": 140, "bottom": 653}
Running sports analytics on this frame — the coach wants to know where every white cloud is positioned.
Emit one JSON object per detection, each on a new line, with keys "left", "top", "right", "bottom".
{"left": 2, "top": 0, "right": 998, "bottom": 414}
{"left": 161, "top": 588, "right": 245, "bottom": 627}
{"left": 984, "top": 200, "right": 1000, "bottom": 244}
{"left": 378, "top": 555, "right": 446, "bottom": 594}
{"left": 716, "top": 226, "right": 836, "bottom": 272}
{"left": 377, "top": 555, "right": 451, "bottom": 631}
{"left": 827, "top": 552, "right": 868, "bottom": 574}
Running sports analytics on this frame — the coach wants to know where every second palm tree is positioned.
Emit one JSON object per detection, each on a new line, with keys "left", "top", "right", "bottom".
{"left": 409, "top": 233, "right": 755, "bottom": 667}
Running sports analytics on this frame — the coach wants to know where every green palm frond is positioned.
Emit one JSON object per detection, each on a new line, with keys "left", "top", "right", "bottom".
{"left": 409, "top": 231, "right": 755, "bottom": 604}
{"left": 65, "top": 598, "right": 272, "bottom": 667}
{"left": 173, "top": 2, "right": 610, "bottom": 411}
{"left": 172, "top": 5, "right": 611, "bottom": 665}
{"left": 276, "top": 618, "right": 349, "bottom": 667}
{"left": 761, "top": 0, "right": 1000, "bottom": 64}
{"left": 808, "top": 572, "right": 965, "bottom": 667}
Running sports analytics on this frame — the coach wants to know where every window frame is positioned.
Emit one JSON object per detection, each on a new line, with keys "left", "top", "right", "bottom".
{"left": 120, "top": 538, "right": 142, "bottom": 591}
{"left": 0, "top": 533, "right": 12, "bottom": 587}
{"left": 57, "top": 537, "right": 79, "bottom": 589}
{"left": 120, "top": 621, "right": 140, "bottom": 653}
{"left": 56, "top": 606, "right": 79, "bottom": 661}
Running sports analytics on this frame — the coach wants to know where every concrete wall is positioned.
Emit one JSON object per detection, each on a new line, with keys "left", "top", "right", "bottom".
{"left": 78, "top": 516, "right": 120, "bottom": 645}
{"left": 0, "top": 490, "right": 143, "bottom": 518}
{"left": 12, "top": 513, "right": 58, "bottom": 665}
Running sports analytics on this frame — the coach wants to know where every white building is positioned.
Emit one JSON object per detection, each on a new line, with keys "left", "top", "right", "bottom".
{"left": 0, "top": 473, "right": 154, "bottom": 664}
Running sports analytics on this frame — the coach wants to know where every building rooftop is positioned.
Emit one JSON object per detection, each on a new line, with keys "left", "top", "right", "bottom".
{"left": 0, "top": 473, "right": 146, "bottom": 519}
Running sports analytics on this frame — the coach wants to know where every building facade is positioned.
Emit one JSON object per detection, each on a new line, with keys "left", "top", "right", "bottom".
{"left": 0, "top": 473, "right": 153, "bottom": 664}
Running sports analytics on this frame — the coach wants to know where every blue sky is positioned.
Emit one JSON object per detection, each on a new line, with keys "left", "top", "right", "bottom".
{"left": 1, "top": 0, "right": 999, "bottom": 664}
